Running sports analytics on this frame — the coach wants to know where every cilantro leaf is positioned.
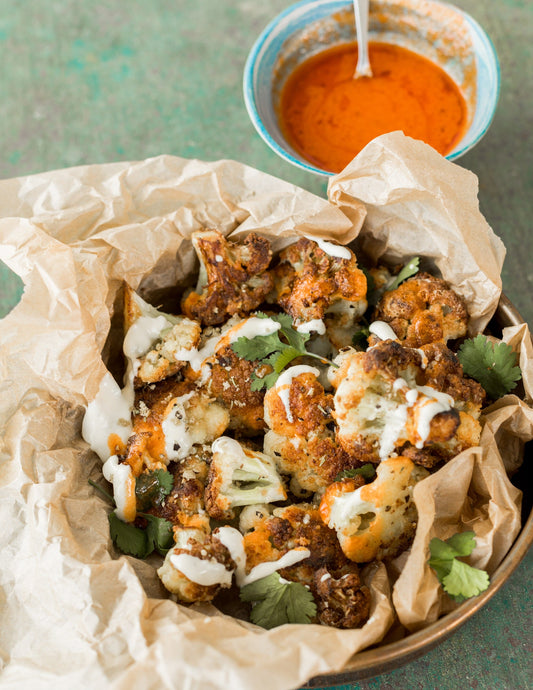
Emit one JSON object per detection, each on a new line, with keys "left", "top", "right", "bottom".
{"left": 442, "top": 558, "right": 490, "bottom": 601}
{"left": 386, "top": 257, "right": 420, "bottom": 292}
{"left": 109, "top": 511, "right": 151, "bottom": 558}
{"left": 142, "top": 513, "right": 175, "bottom": 555}
{"left": 240, "top": 572, "right": 317, "bottom": 629}
{"left": 352, "top": 324, "right": 370, "bottom": 350}
{"left": 428, "top": 531, "right": 489, "bottom": 602}
{"left": 335, "top": 464, "right": 376, "bottom": 482}
{"left": 135, "top": 468, "right": 174, "bottom": 510}
{"left": 232, "top": 312, "right": 336, "bottom": 390}
{"left": 457, "top": 334, "right": 522, "bottom": 399}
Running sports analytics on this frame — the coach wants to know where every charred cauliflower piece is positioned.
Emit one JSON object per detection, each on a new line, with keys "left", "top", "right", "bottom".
{"left": 263, "top": 366, "right": 360, "bottom": 491}
{"left": 329, "top": 340, "right": 482, "bottom": 468}
{"left": 142, "top": 450, "right": 211, "bottom": 532}
{"left": 319, "top": 456, "right": 428, "bottom": 562}
{"left": 372, "top": 272, "right": 468, "bottom": 347}
{"left": 243, "top": 504, "right": 371, "bottom": 628}
{"left": 181, "top": 230, "right": 273, "bottom": 326}
{"left": 209, "top": 343, "right": 269, "bottom": 435}
{"left": 124, "top": 379, "right": 229, "bottom": 475}
{"left": 123, "top": 283, "right": 201, "bottom": 386}
{"left": 271, "top": 237, "right": 367, "bottom": 330}
{"left": 157, "top": 527, "right": 235, "bottom": 603}
{"left": 204, "top": 436, "right": 287, "bottom": 521}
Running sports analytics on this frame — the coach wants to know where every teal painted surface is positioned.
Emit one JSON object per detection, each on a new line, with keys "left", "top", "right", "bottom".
{"left": 0, "top": 1, "right": 531, "bottom": 688}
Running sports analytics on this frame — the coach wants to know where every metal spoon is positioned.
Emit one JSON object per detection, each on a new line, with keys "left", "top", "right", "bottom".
{"left": 353, "top": 0, "right": 372, "bottom": 78}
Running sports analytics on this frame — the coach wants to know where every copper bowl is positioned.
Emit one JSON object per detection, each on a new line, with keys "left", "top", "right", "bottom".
{"left": 304, "top": 294, "right": 533, "bottom": 686}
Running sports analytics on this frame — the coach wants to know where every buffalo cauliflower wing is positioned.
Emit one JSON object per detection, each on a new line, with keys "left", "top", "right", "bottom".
{"left": 371, "top": 272, "right": 468, "bottom": 347}
{"left": 242, "top": 504, "right": 371, "bottom": 628}
{"left": 157, "top": 527, "right": 235, "bottom": 603}
{"left": 271, "top": 237, "right": 367, "bottom": 331}
{"left": 319, "top": 456, "right": 428, "bottom": 562}
{"left": 204, "top": 436, "right": 287, "bottom": 521}
{"left": 181, "top": 230, "right": 273, "bottom": 326}
{"left": 124, "top": 378, "right": 229, "bottom": 475}
{"left": 263, "top": 366, "right": 361, "bottom": 491}
{"left": 329, "top": 340, "right": 482, "bottom": 468}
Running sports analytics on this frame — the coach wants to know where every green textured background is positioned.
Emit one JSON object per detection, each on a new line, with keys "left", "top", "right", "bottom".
{"left": 0, "top": 1, "right": 531, "bottom": 688}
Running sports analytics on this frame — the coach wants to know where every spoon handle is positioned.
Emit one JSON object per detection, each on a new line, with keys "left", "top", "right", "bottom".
{"left": 353, "top": 0, "right": 372, "bottom": 78}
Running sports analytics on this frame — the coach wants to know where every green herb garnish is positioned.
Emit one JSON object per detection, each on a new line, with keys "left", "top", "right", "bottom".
{"left": 231, "top": 312, "right": 336, "bottom": 391}
{"left": 428, "top": 531, "right": 490, "bottom": 602}
{"left": 457, "top": 334, "right": 521, "bottom": 399}
{"left": 335, "top": 463, "right": 376, "bottom": 482}
{"left": 240, "top": 572, "right": 317, "bottom": 628}
{"left": 386, "top": 256, "right": 420, "bottom": 292}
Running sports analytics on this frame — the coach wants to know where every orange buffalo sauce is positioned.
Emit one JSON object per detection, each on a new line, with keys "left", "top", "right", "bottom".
{"left": 278, "top": 42, "right": 468, "bottom": 173}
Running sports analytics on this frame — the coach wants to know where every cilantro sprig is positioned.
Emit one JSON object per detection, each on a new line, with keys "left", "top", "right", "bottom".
{"left": 240, "top": 572, "right": 317, "bottom": 628}
{"left": 457, "top": 334, "right": 522, "bottom": 399}
{"left": 335, "top": 463, "right": 376, "bottom": 482}
{"left": 428, "top": 531, "right": 489, "bottom": 602}
{"left": 231, "top": 312, "right": 337, "bottom": 391}
{"left": 386, "top": 256, "right": 420, "bottom": 292}
{"left": 89, "top": 468, "right": 175, "bottom": 559}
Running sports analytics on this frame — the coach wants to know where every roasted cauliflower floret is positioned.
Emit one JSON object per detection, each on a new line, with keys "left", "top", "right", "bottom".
{"left": 204, "top": 436, "right": 287, "bottom": 521}
{"left": 208, "top": 343, "right": 269, "bottom": 434}
{"left": 124, "top": 379, "right": 229, "bottom": 474}
{"left": 157, "top": 527, "right": 235, "bottom": 603}
{"left": 313, "top": 564, "right": 371, "bottom": 629}
{"left": 123, "top": 283, "right": 202, "bottom": 386}
{"left": 263, "top": 366, "right": 361, "bottom": 491}
{"left": 271, "top": 237, "right": 367, "bottom": 328}
{"left": 329, "top": 340, "right": 481, "bottom": 468}
{"left": 181, "top": 230, "right": 274, "bottom": 326}
{"left": 319, "top": 456, "right": 428, "bottom": 562}
{"left": 141, "top": 450, "right": 211, "bottom": 532}
{"left": 243, "top": 504, "right": 371, "bottom": 628}
{"left": 371, "top": 272, "right": 468, "bottom": 347}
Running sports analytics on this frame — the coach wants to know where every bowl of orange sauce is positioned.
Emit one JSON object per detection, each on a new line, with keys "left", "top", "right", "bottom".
{"left": 243, "top": 0, "right": 500, "bottom": 176}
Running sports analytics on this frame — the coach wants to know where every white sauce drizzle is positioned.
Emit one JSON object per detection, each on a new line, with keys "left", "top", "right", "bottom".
{"left": 304, "top": 235, "right": 352, "bottom": 260}
{"left": 161, "top": 392, "right": 196, "bottom": 461}
{"left": 170, "top": 553, "right": 233, "bottom": 587}
{"left": 274, "top": 365, "right": 320, "bottom": 423}
{"left": 102, "top": 455, "right": 134, "bottom": 521}
{"left": 296, "top": 319, "right": 326, "bottom": 335}
{"left": 369, "top": 320, "right": 398, "bottom": 342}
{"left": 241, "top": 548, "right": 311, "bottom": 587}
{"left": 214, "top": 526, "right": 247, "bottom": 586}
{"left": 413, "top": 386, "right": 454, "bottom": 448}
{"left": 82, "top": 372, "right": 133, "bottom": 461}
{"left": 326, "top": 485, "right": 375, "bottom": 530}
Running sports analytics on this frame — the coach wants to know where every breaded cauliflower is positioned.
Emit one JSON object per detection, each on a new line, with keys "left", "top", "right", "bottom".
{"left": 371, "top": 272, "right": 468, "bottom": 347}
{"left": 157, "top": 527, "right": 235, "bottom": 603}
{"left": 204, "top": 436, "right": 287, "bottom": 521}
{"left": 263, "top": 366, "right": 361, "bottom": 491}
{"left": 271, "top": 237, "right": 367, "bottom": 328}
{"left": 329, "top": 340, "right": 482, "bottom": 468}
{"left": 124, "top": 378, "right": 229, "bottom": 474}
{"left": 319, "top": 456, "right": 428, "bottom": 562}
{"left": 181, "top": 230, "right": 273, "bottom": 326}
{"left": 243, "top": 504, "right": 371, "bottom": 628}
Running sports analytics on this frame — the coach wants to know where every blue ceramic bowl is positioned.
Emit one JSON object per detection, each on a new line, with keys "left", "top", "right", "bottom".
{"left": 243, "top": 0, "right": 500, "bottom": 176}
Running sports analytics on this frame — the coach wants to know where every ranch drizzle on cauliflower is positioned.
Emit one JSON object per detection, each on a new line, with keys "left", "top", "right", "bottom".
{"left": 83, "top": 230, "right": 520, "bottom": 628}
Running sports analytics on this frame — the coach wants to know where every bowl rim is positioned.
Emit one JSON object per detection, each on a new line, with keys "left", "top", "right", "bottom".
{"left": 302, "top": 293, "right": 532, "bottom": 687}
{"left": 243, "top": 0, "right": 501, "bottom": 176}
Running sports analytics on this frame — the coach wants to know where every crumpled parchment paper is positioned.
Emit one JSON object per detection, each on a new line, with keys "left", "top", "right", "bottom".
{"left": 0, "top": 132, "right": 531, "bottom": 690}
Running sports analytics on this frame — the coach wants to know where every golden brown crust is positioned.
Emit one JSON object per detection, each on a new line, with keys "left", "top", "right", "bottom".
{"left": 209, "top": 344, "right": 268, "bottom": 434}
{"left": 372, "top": 272, "right": 468, "bottom": 347}
{"left": 272, "top": 237, "right": 367, "bottom": 323}
{"left": 181, "top": 230, "right": 273, "bottom": 325}
{"left": 313, "top": 564, "right": 371, "bottom": 629}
